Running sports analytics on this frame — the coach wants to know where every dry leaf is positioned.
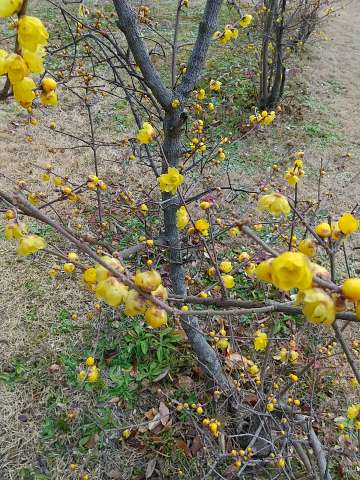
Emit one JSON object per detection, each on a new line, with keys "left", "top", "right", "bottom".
{"left": 176, "top": 375, "right": 194, "bottom": 390}
{"left": 159, "top": 402, "right": 170, "bottom": 426}
{"left": 84, "top": 433, "right": 99, "bottom": 449}
{"left": 152, "top": 367, "right": 169, "bottom": 382}
{"left": 225, "top": 353, "right": 250, "bottom": 370}
{"left": 148, "top": 412, "right": 161, "bottom": 431}
{"left": 176, "top": 439, "right": 192, "bottom": 458}
{"left": 145, "top": 458, "right": 157, "bottom": 479}
{"left": 190, "top": 436, "right": 203, "bottom": 456}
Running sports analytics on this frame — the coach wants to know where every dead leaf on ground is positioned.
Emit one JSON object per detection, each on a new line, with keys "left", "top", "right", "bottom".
{"left": 158, "top": 401, "right": 170, "bottom": 426}
{"left": 145, "top": 458, "right": 157, "bottom": 479}
{"left": 190, "top": 435, "right": 203, "bottom": 456}
{"left": 84, "top": 433, "right": 99, "bottom": 449}
{"left": 225, "top": 353, "right": 250, "bottom": 370}
{"left": 176, "top": 439, "right": 192, "bottom": 458}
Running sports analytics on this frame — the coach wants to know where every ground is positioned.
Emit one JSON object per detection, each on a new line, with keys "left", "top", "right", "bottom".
{"left": 1, "top": 1, "right": 360, "bottom": 479}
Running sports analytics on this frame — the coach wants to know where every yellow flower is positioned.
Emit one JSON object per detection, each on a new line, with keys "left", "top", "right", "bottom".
{"left": 277, "top": 458, "right": 285, "bottom": 469}
{"left": 136, "top": 122, "right": 156, "bottom": 144}
{"left": 266, "top": 403, "right": 275, "bottom": 412}
{"left": 95, "top": 277, "right": 128, "bottom": 308}
{"left": 78, "top": 370, "right": 86, "bottom": 381}
{"left": 40, "top": 90, "right": 58, "bottom": 106}
{"left": 300, "top": 288, "right": 335, "bottom": 326}
{"left": 122, "top": 429, "right": 131, "bottom": 439}
{"left": 176, "top": 205, "right": 189, "bottom": 229}
{"left": 82, "top": 267, "right": 97, "bottom": 285}
{"left": 254, "top": 331, "right": 268, "bottom": 351}
{"left": 4, "top": 222, "right": 26, "bottom": 240}
{"left": 271, "top": 252, "right": 312, "bottom": 291}
{"left": 63, "top": 262, "right": 75, "bottom": 273}
{"left": 95, "top": 256, "right": 124, "bottom": 282}
{"left": 41, "top": 76, "right": 57, "bottom": 92}
{"left": 255, "top": 259, "right": 272, "bottom": 283}
{"left": 22, "top": 46, "right": 45, "bottom": 73}
{"left": 289, "top": 373, "right": 298, "bottom": 383}
{"left": 298, "top": 239, "right": 316, "bottom": 257}
{"left": 216, "top": 338, "right": 229, "bottom": 350}
{"left": 285, "top": 168, "right": 299, "bottom": 186}
{"left": 124, "top": 289, "right": 147, "bottom": 317}
{"left": 87, "top": 366, "right": 100, "bottom": 383}
{"left": 289, "top": 350, "right": 299, "bottom": 363}
{"left": 347, "top": 404, "right": 360, "bottom": 420}
{"left": 219, "top": 260, "right": 232, "bottom": 273}
{"left": 331, "top": 221, "right": 341, "bottom": 241}
{"left": 17, "top": 16, "right": 49, "bottom": 52}
{"left": 158, "top": 167, "right": 184, "bottom": 195}
{"left": 258, "top": 192, "right": 290, "bottom": 217}
{"left": 17, "top": 234, "right": 46, "bottom": 256}
{"left": 134, "top": 270, "right": 161, "bottom": 293}
{"left": 259, "top": 110, "right": 276, "bottom": 126}
{"left": 239, "top": 14, "right": 253, "bottom": 27}
{"left": 245, "top": 262, "right": 256, "bottom": 275}
{"left": 238, "top": 251, "right": 250, "bottom": 262}
{"left": 208, "top": 102, "right": 215, "bottom": 111}
{"left": 171, "top": 98, "right": 180, "bottom": 109}
{"left": 209, "top": 79, "right": 222, "bottom": 91}
{"left": 228, "top": 227, "right": 240, "bottom": 237}
{"left": 6, "top": 53, "right": 28, "bottom": 83}
{"left": 0, "top": 0, "right": 23, "bottom": 17}
{"left": 197, "top": 88, "right": 206, "bottom": 100}
{"left": 314, "top": 222, "right": 331, "bottom": 238}
{"left": 222, "top": 274, "right": 234, "bottom": 289}
{"left": 194, "top": 218, "right": 209, "bottom": 236}
{"left": 0, "top": 49, "right": 8, "bottom": 75}
{"left": 144, "top": 305, "right": 167, "bottom": 328}
{"left": 85, "top": 356, "right": 95, "bottom": 367}
{"left": 342, "top": 278, "right": 360, "bottom": 301}
{"left": 338, "top": 212, "right": 359, "bottom": 236}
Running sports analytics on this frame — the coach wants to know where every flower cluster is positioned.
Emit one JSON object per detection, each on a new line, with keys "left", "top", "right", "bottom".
{"left": 285, "top": 152, "right": 305, "bottom": 186}
{"left": 0, "top": 7, "right": 56, "bottom": 109}
{"left": 249, "top": 109, "right": 276, "bottom": 127}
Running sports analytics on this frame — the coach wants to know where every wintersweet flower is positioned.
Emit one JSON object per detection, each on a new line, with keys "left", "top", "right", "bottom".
{"left": 259, "top": 110, "right": 276, "bottom": 126}
{"left": 82, "top": 267, "right": 97, "bottom": 285}
{"left": 0, "top": 49, "right": 8, "bottom": 75}
{"left": 41, "top": 77, "right": 57, "bottom": 92}
{"left": 5, "top": 222, "right": 26, "bottom": 240}
{"left": 158, "top": 167, "right": 184, "bottom": 195}
{"left": 136, "top": 122, "right": 156, "bottom": 144}
{"left": 176, "top": 205, "right": 189, "bottom": 229}
{"left": 347, "top": 404, "right": 360, "bottom": 420}
{"left": 6, "top": 53, "right": 28, "bottom": 83}
{"left": 219, "top": 260, "right": 232, "bottom": 273}
{"left": 144, "top": 305, "right": 167, "bottom": 328}
{"left": 254, "top": 331, "right": 268, "bottom": 351}
{"left": 255, "top": 259, "right": 273, "bottom": 283}
{"left": 194, "top": 218, "right": 209, "bottom": 236}
{"left": 22, "top": 46, "right": 45, "bottom": 73}
{"left": 124, "top": 289, "right": 147, "bottom": 317}
{"left": 209, "top": 79, "right": 222, "bottom": 91}
{"left": 239, "top": 14, "right": 253, "bottom": 27}
{"left": 95, "top": 256, "right": 124, "bottom": 282}
{"left": 314, "top": 222, "right": 331, "bottom": 238}
{"left": 12, "top": 77, "right": 36, "bottom": 105}
{"left": 40, "top": 90, "right": 58, "bottom": 106}
{"left": 222, "top": 274, "right": 234, "bottom": 289}
{"left": 338, "top": 212, "right": 359, "bottom": 236}
{"left": 342, "top": 278, "right": 360, "bottom": 301}
{"left": 87, "top": 366, "right": 100, "bottom": 383}
{"left": 95, "top": 277, "right": 128, "bottom": 308}
{"left": 0, "top": 0, "right": 23, "bottom": 17}
{"left": 298, "top": 238, "right": 316, "bottom": 257}
{"left": 331, "top": 221, "right": 341, "bottom": 241}
{"left": 258, "top": 192, "right": 290, "bottom": 217}
{"left": 17, "top": 16, "right": 49, "bottom": 52}
{"left": 300, "top": 288, "right": 335, "bottom": 326}
{"left": 17, "top": 234, "right": 46, "bottom": 256}
{"left": 271, "top": 252, "right": 312, "bottom": 291}
{"left": 134, "top": 270, "right": 161, "bottom": 293}
{"left": 285, "top": 168, "right": 299, "bottom": 186}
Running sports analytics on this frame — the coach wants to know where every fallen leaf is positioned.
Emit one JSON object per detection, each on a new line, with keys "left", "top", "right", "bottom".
{"left": 84, "top": 433, "right": 99, "bottom": 449}
{"left": 145, "top": 458, "right": 157, "bottom": 479}
{"left": 158, "top": 401, "right": 170, "bottom": 426}
{"left": 225, "top": 353, "right": 250, "bottom": 370}
{"left": 148, "top": 412, "right": 161, "bottom": 431}
{"left": 190, "top": 436, "right": 203, "bottom": 456}
{"left": 176, "top": 439, "right": 192, "bottom": 458}
{"left": 48, "top": 364, "right": 61, "bottom": 373}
